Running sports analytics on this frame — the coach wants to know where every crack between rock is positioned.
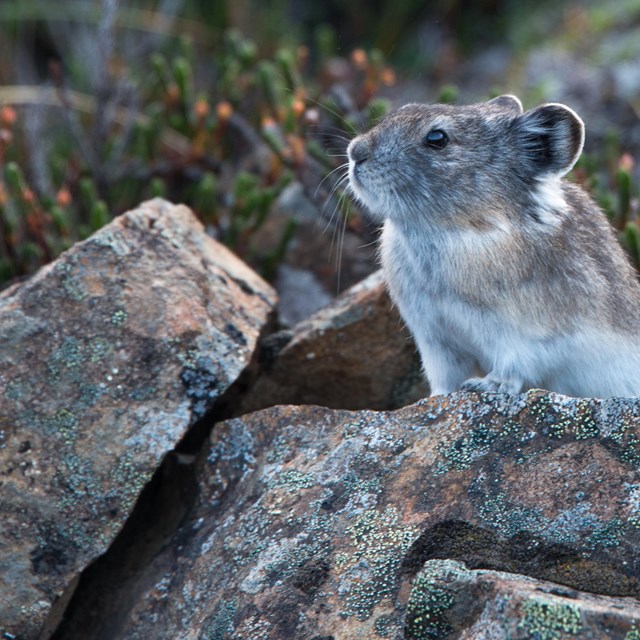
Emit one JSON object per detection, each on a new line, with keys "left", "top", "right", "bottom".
{"left": 47, "top": 311, "right": 281, "bottom": 640}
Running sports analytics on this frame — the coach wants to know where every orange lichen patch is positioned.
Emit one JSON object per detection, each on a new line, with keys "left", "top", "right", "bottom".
{"left": 161, "top": 291, "right": 211, "bottom": 336}
{"left": 81, "top": 273, "right": 107, "bottom": 297}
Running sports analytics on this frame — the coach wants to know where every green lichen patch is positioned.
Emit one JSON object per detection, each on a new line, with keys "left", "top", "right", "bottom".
{"left": 625, "top": 625, "right": 640, "bottom": 640}
{"left": 343, "top": 417, "right": 370, "bottom": 439}
{"left": 544, "top": 503, "right": 600, "bottom": 544}
{"left": 110, "top": 308, "right": 128, "bottom": 326}
{"left": 224, "top": 504, "right": 272, "bottom": 568}
{"left": 234, "top": 615, "right": 272, "bottom": 640}
{"left": 265, "top": 433, "right": 294, "bottom": 464}
{"left": 405, "top": 563, "right": 460, "bottom": 640}
{"left": 341, "top": 507, "right": 419, "bottom": 621}
{"left": 432, "top": 393, "right": 615, "bottom": 476}
{"left": 342, "top": 470, "right": 384, "bottom": 499}
{"left": 435, "top": 420, "right": 501, "bottom": 473}
{"left": 518, "top": 597, "right": 582, "bottom": 639}
{"left": 56, "top": 259, "right": 89, "bottom": 302}
{"left": 477, "top": 492, "right": 546, "bottom": 539}
{"left": 603, "top": 418, "right": 640, "bottom": 467}
{"left": 405, "top": 584, "right": 454, "bottom": 639}
{"left": 199, "top": 598, "right": 237, "bottom": 640}
{"left": 48, "top": 408, "right": 79, "bottom": 444}
{"left": 586, "top": 517, "right": 625, "bottom": 549}
{"left": 520, "top": 395, "right": 599, "bottom": 443}
{"left": 374, "top": 613, "right": 400, "bottom": 638}
{"left": 473, "top": 485, "right": 632, "bottom": 555}
{"left": 46, "top": 335, "right": 113, "bottom": 387}
{"left": 274, "top": 469, "right": 316, "bottom": 493}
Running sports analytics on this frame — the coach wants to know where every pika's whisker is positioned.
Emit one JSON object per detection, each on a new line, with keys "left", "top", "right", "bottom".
{"left": 315, "top": 161, "right": 350, "bottom": 199}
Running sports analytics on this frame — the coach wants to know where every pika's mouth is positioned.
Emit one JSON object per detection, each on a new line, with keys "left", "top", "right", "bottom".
{"left": 348, "top": 159, "right": 362, "bottom": 189}
{"left": 348, "top": 166, "right": 386, "bottom": 220}
{"left": 348, "top": 160, "right": 369, "bottom": 201}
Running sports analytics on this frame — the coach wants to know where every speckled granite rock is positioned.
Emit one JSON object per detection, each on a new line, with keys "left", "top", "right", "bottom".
{"left": 241, "top": 269, "right": 429, "bottom": 412}
{"left": 110, "top": 391, "right": 640, "bottom": 639}
{"left": 406, "top": 559, "right": 640, "bottom": 639}
{"left": 0, "top": 199, "right": 276, "bottom": 639}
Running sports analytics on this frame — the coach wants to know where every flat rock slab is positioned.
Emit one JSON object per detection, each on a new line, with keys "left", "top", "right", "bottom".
{"left": 241, "top": 270, "right": 429, "bottom": 412}
{"left": 115, "top": 391, "right": 640, "bottom": 639}
{"left": 407, "top": 559, "right": 640, "bottom": 639}
{"left": 0, "top": 199, "right": 275, "bottom": 638}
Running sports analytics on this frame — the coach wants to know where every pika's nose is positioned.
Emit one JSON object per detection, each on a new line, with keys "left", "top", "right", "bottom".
{"left": 348, "top": 137, "right": 370, "bottom": 164}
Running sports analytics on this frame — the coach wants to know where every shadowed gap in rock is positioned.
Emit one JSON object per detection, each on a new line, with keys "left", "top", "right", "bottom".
{"left": 400, "top": 520, "right": 640, "bottom": 599}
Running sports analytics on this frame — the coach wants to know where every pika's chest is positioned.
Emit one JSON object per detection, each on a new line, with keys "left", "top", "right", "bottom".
{"left": 379, "top": 221, "right": 477, "bottom": 302}
{"left": 379, "top": 219, "right": 574, "bottom": 343}
{"left": 379, "top": 221, "right": 526, "bottom": 363}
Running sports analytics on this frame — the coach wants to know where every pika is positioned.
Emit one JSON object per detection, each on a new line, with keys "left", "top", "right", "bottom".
{"left": 347, "top": 95, "right": 640, "bottom": 398}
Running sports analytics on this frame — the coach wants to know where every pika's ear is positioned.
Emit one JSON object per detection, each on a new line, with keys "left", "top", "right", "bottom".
{"left": 487, "top": 94, "right": 523, "bottom": 114}
{"left": 516, "top": 103, "right": 585, "bottom": 176}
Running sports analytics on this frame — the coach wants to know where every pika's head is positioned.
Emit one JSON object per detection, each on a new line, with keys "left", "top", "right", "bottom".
{"left": 347, "top": 95, "right": 585, "bottom": 230}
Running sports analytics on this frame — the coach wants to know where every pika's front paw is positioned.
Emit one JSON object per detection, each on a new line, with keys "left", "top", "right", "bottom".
{"left": 460, "top": 376, "right": 521, "bottom": 394}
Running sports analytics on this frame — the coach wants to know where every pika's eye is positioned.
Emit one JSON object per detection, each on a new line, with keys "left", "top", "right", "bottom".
{"left": 425, "top": 129, "right": 448, "bottom": 150}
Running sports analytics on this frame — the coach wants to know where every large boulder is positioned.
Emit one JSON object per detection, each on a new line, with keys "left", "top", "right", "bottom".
{"left": 0, "top": 199, "right": 276, "bottom": 639}
{"left": 92, "top": 391, "right": 640, "bottom": 638}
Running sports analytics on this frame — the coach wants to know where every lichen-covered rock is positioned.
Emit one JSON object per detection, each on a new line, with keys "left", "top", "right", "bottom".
{"left": 406, "top": 559, "right": 640, "bottom": 639}
{"left": 0, "top": 199, "right": 276, "bottom": 639}
{"left": 241, "top": 269, "right": 429, "bottom": 412}
{"left": 111, "top": 391, "right": 640, "bottom": 639}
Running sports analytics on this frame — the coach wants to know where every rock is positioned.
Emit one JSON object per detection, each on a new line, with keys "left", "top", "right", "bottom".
{"left": 106, "top": 391, "right": 640, "bottom": 638}
{"left": 0, "top": 199, "right": 276, "bottom": 639}
{"left": 406, "top": 559, "right": 640, "bottom": 639}
{"left": 240, "top": 269, "right": 429, "bottom": 412}
{"left": 274, "top": 263, "right": 332, "bottom": 327}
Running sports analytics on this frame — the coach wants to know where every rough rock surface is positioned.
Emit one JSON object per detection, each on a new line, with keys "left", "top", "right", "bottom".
{"left": 0, "top": 199, "right": 276, "bottom": 639}
{"left": 406, "top": 559, "right": 640, "bottom": 639}
{"left": 241, "top": 269, "right": 429, "bottom": 412}
{"left": 109, "top": 391, "right": 640, "bottom": 638}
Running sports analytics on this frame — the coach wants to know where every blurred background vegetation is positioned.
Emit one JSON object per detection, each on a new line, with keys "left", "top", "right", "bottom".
{"left": 0, "top": 0, "right": 639, "bottom": 302}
